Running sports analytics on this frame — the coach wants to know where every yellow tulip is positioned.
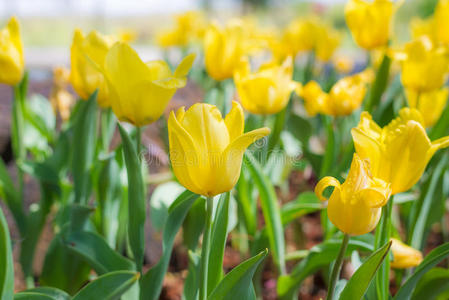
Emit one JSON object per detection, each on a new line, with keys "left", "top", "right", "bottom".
{"left": 345, "top": 0, "right": 397, "bottom": 50}
{"left": 315, "top": 154, "right": 391, "bottom": 235}
{"left": 104, "top": 42, "right": 195, "bottom": 127}
{"left": 393, "top": 36, "right": 449, "bottom": 93}
{"left": 300, "top": 69, "right": 373, "bottom": 116}
{"left": 390, "top": 238, "right": 423, "bottom": 269}
{"left": 157, "top": 11, "right": 206, "bottom": 48}
{"left": 204, "top": 21, "right": 246, "bottom": 81}
{"left": 70, "top": 29, "right": 116, "bottom": 107}
{"left": 0, "top": 17, "right": 24, "bottom": 85}
{"left": 435, "top": 0, "right": 449, "bottom": 45}
{"left": 351, "top": 108, "right": 449, "bottom": 194}
{"left": 168, "top": 101, "right": 270, "bottom": 197}
{"left": 406, "top": 87, "right": 448, "bottom": 128}
{"left": 50, "top": 67, "right": 75, "bottom": 121}
{"left": 315, "top": 26, "right": 341, "bottom": 62}
{"left": 333, "top": 56, "right": 354, "bottom": 74}
{"left": 234, "top": 57, "right": 297, "bottom": 115}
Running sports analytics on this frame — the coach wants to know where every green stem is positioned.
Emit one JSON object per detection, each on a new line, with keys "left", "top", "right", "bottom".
{"left": 364, "top": 53, "right": 391, "bottom": 113}
{"left": 199, "top": 196, "right": 214, "bottom": 300}
{"left": 303, "top": 51, "right": 315, "bottom": 84}
{"left": 374, "top": 196, "right": 393, "bottom": 299}
{"left": 136, "top": 126, "right": 142, "bottom": 159}
{"left": 327, "top": 233, "right": 350, "bottom": 300}
{"left": 320, "top": 116, "right": 335, "bottom": 178}
{"left": 100, "top": 108, "right": 115, "bottom": 154}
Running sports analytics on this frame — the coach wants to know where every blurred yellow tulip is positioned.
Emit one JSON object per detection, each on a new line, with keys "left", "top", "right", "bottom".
{"left": 390, "top": 238, "right": 423, "bottom": 269}
{"left": 300, "top": 69, "right": 373, "bottom": 116}
{"left": 70, "top": 29, "right": 116, "bottom": 107}
{"left": 234, "top": 57, "right": 298, "bottom": 115}
{"left": 351, "top": 108, "right": 449, "bottom": 194}
{"left": 406, "top": 87, "right": 448, "bottom": 128}
{"left": 50, "top": 67, "right": 75, "bottom": 121}
{"left": 435, "top": 0, "right": 449, "bottom": 45}
{"left": 104, "top": 42, "right": 195, "bottom": 127}
{"left": 315, "top": 26, "right": 341, "bottom": 62}
{"left": 168, "top": 101, "right": 270, "bottom": 197}
{"left": 157, "top": 11, "right": 206, "bottom": 48}
{"left": 204, "top": 21, "right": 246, "bottom": 81}
{"left": 393, "top": 36, "right": 449, "bottom": 93}
{"left": 333, "top": 56, "right": 355, "bottom": 74}
{"left": 345, "top": 0, "right": 398, "bottom": 50}
{"left": 315, "top": 153, "right": 391, "bottom": 235}
{"left": 0, "top": 16, "right": 24, "bottom": 85}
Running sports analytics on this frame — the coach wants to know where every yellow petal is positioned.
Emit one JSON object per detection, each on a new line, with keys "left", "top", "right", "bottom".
{"left": 315, "top": 176, "right": 341, "bottom": 202}
{"left": 174, "top": 53, "right": 196, "bottom": 77}
{"left": 224, "top": 101, "right": 244, "bottom": 143}
{"left": 358, "top": 178, "right": 391, "bottom": 208}
{"left": 390, "top": 238, "right": 423, "bottom": 269}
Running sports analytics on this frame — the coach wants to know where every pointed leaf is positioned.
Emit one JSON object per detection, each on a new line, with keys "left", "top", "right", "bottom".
{"left": 0, "top": 207, "right": 14, "bottom": 300}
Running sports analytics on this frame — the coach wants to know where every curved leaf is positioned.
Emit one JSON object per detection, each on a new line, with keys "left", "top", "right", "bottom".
{"left": 14, "top": 293, "right": 55, "bottom": 300}
{"left": 0, "top": 207, "right": 14, "bottom": 300}
{"left": 22, "top": 287, "right": 71, "bottom": 300}
{"left": 339, "top": 241, "right": 392, "bottom": 300}
{"left": 73, "top": 271, "right": 139, "bottom": 300}
{"left": 65, "top": 230, "right": 135, "bottom": 275}
{"left": 412, "top": 268, "right": 449, "bottom": 300}
{"left": 208, "top": 249, "right": 268, "bottom": 300}
{"left": 394, "top": 242, "right": 449, "bottom": 300}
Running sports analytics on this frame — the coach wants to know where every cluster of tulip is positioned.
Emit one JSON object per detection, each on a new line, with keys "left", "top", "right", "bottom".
{"left": 1, "top": 0, "right": 449, "bottom": 299}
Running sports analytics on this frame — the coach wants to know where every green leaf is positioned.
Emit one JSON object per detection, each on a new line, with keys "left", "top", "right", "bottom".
{"left": 140, "top": 190, "right": 199, "bottom": 300}
{"left": 236, "top": 169, "right": 256, "bottom": 236}
{"left": 183, "top": 197, "right": 206, "bottom": 250}
{"left": 0, "top": 207, "right": 14, "bottom": 300}
{"left": 281, "top": 192, "right": 322, "bottom": 225}
{"left": 267, "top": 107, "right": 287, "bottom": 156}
{"left": 24, "top": 94, "right": 56, "bottom": 142}
{"left": 65, "top": 230, "right": 135, "bottom": 275}
{"left": 207, "top": 249, "right": 268, "bottom": 300}
{"left": 208, "top": 192, "right": 230, "bottom": 295}
{"left": 21, "top": 287, "right": 71, "bottom": 300}
{"left": 394, "top": 242, "right": 449, "bottom": 300}
{"left": 412, "top": 268, "right": 449, "bottom": 300}
{"left": 339, "top": 241, "right": 392, "bottom": 300}
{"left": 244, "top": 152, "right": 286, "bottom": 274}
{"left": 365, "top": 54, "right": 391, "bottom": 112}
{"left": 277, "top": 235, "right": 374, "bottom": 299}
{"left": 14, "top": 293, "right": 55, "bottom": 300}
{"left": 150, "top": 181, "right": 184, "bottom": 232}
{"left": 184, "top": 251, "right": 201, "bottom": 300}
{"left": 72, "top": 271, "right": 140, "bottom": 300}
{"left": 71, "top": 91, "right": 98, "bottom": 204}
{"left": 287, "top": 113, "right": 312, "bottom": 147}
{"left": 118, "top": 124, "right": 146, "bottom": 271}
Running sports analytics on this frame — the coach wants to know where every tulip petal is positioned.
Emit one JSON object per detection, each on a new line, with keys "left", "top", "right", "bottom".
{"left": 351, "top": 127, "right": 383, "bottom": 177}
{"left": 430, "top": 136, "right": 449, "bottom": 158}
{"left": 359, "top": 178, "right": 391, "bottom": 208}
{"left": 224, "top": 101, "right": 244, "bottom": 143}
{"left": 146, "top": 60, "right": 173, "bottom": 81}
{"left": 174, "top": 53, "right": 196, "bottom": 78}
{"left": 314, "top": 176, "right": 341, "bottom": 202}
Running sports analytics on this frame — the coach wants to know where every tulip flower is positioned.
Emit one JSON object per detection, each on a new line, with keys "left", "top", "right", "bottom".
{"left": 333, "top": 56, "right": 354, "bottom": 74}
{"left": 315, "top": 153, "right": 391, "bottom": 235}
{"left": 50, "top": 67, "right": 75, "bottom": 121}
{"left": 168, "top": 101, "right": 270, "bottom": 197}
{"left": 204, "top": 22, "right": 246, "bottom": 81}
{"left": 406, "top": 87, "right": 448, "bottom": 128}
{"left": 157, "top": 11, "right": 206, "bottom": 48}
{"left": 103, "top": 42, "right": 195, "bottom": 127}
{"left": 435, "top": 0, "right": 449, "bottom": 45}
{"left": 390, "top": 238, "right": 423, "bottom": 269}
{"left": 351, "top": 108, "right": 449, "bottom": 194}
{"left": 314, "top": 26, "right": 341, "bottom": 62}
{"left": 0, "top": 17, "right": 24, "bottom": 85}
{"left": 299, "top": 69, "right": 373, "bottom": 116}
{"left": 345, "top": 0, "right": 398, "bottom": 50}
{"left": 70, "top": 29, "right": 116, "bottom": 107}
{"left": 393, "top": 36, "right": 449, "bottom": 93}
{"left": 234, "top": 57, "right": 298, "bottom": 115}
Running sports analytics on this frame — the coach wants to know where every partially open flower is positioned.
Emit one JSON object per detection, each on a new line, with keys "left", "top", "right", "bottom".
{"left": 405, "top": 87, "right": 448, "bottom": 128}
{"left": 315, "top": 153, "right": 391, "bottom": 235}
{"left": 390, "top": 238, "right": 423, "bottom": 269}
{"left": 0, "top": 17, "right": 24, "bottom": 85}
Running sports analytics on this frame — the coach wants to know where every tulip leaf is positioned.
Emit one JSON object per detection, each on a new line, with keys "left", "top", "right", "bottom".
{"left": 0, "top": 207, "right": 14, "bottom": 300}
{"left": 365, "top": 53, "right": 391, "bottom": 113}
{"left": 208, "top": 192, "right": 230, "bottom": 295}
{"left": 118, "top": 124, "right": 146, "bottom": 271}
{"left": 150, "top": 181, "right": 184, "bottom": 232}
{"left": 281, "top": 192, "right": 322, "bottom": 225}
{"left": 236, "top": 168, "right": 256, "bottom": 236}
{"left": 394, "top": 242, "right": 449, "bottom": 300}
{"left": 184, "top": 251, "right": 201, "bottom": 300}
{"left": 411, "top": 268, "right": 449, "bottom": 300}
{"left": 183, "top": 197, "right": 206, "bottom": 250}
{"left": 65, "top": 230, "right": 135, "bottom": 275}
{"left": 267, "top": 107, "right": 287, "bottom": 156}
{"left": 140, "top": 190, "right": 199, "bottom": 300}
{"left": 72, "top": 90, "right": 98, "bottom": 204}
{"left": 207, "top": 249, "right": 268, "bottom": 300}
{"left": 244, "top": 152, "right": 286, "bottom": 274}
{"left": 339, "top": 241, "right": 392, "bottom": 300}
{"left": 19, "top": 287, "right": 71, "bottom": 300}
{"left": 14, "top": 293, "right": 56, "bottom": 300}
{"left": 72, "top": 271, "right": 140, "bottom": 300}
{"left": 277, "top": 235, "right": 374, "bottom": 299}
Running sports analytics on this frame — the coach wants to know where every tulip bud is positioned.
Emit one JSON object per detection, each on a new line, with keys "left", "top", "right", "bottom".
{"left": 405, "top": 87, "right": 449, "bottom": 128}
{"left": 315, "top": 154, "right": 391, "bottom": 235}
{"left": 351, "top": 108, "right": 449, "bottom": 194}
{"left": 234, "top": 57, "right": 297, "bottom": 115}
{"left": 70, "top": 29, "right": 116, "bottom": 107}
{"left": 103, "top": 42, "right": 195, "bottom": 127}
{"left": 168, "top": 101, "right": 270, "bottom": 197}
{"left": 390, "top": 238, "right": 423, "bottom": 269}
{"left": 0, "top": 17, "right": 24, "bottom": 85}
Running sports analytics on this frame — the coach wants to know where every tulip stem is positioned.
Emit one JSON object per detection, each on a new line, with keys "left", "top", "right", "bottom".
{"left": 199, "top": 196, "right": 214, "bottom": 300}
{"left": 136, "top": 126, "right": 142, "bottom": 158}
{"left": 326, "top": 233, "right": 350, "bottom": 300}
